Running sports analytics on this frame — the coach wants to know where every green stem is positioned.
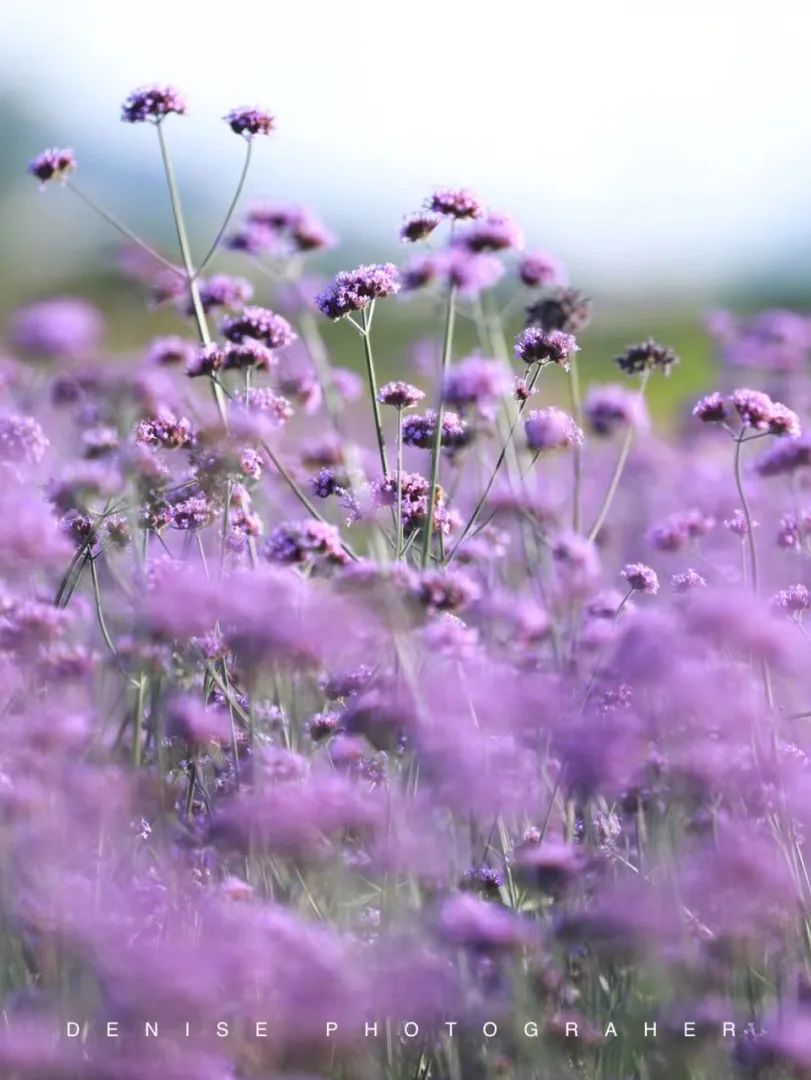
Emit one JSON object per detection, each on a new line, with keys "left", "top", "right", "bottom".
{"left": 587, "top": 370, "right": 650, "bottom": 543}
{"left": 567, "top": 353, "right": 584, "bottom": 532}
{"left": 192, "top": 137, "right": 253, "bottom": 278}
{"left": 360, "top": 304, "right": 389, "bottom": 477}
{"left": 446, "top": 361, "right": 540, "bottom": 563}
{"left": 154, "top": 121, "right": 228, "bottom": 429}
{"left": 734, "top": 433, "right": 759, "bottom": 593}
{"left": 395, "top": 409, "right": 404, "bottom": 560}
{"left": 421, "top": 286, "right": 457, "bottom": 567}
{"left": 67, "top": 182, "right": 182, "bottom": 276}
{"left": 133, "top": 674, "right": 147, "bottom": 769}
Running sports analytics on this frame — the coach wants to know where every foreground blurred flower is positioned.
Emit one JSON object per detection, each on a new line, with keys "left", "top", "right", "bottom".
{"left": 10, "top": 297, "right": 103, "bottom": 360}
{"left": 28, "top": 148, "right": 76, "bottom": 185}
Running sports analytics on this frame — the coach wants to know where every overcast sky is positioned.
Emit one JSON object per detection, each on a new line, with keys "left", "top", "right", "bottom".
{"left": 3, "top": 1, "right": 811, "bottom": 293}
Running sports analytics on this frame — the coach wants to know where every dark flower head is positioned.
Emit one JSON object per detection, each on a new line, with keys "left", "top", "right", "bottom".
{"left": 377, "top": 381, "right": 425, "bottom": 409}
{"left": 224, "top": 106, "right": 275, "bottom": 137}
{"left": 402, "top": 409, "right": 469, "bottom": 451}
{"left": 28, "top": 148, "right": 76, "bottom": 185}
{"left": 263, "top": 519, "right": 348, "bottom": 570}
{"left": 525, "top": 287, "right": 592, "bottom": 333}
{"left": 621, "top": 562, "right": 659, "bottom": 595}
{"left": 316, "top": 264, "right": 400, "bottom": 320}
{"left": 121, "top": 84, "right": 187, "bottom": 123}
{"left": 413, "top": 569, "right": 480, "bottom": 612}
{"left": 671, "top": 569, "right": 707, "bottom": 593}
{"left": 692, "top": 392, "right": 728, "bottom": 423}
{"left": 616, "top": 338, "right": 679, "bottom": 377}
{"left": 146, "top": 335, "right": 196, "bottom": 367}
{"left": 524, "top": 407, "right": 583, "bottom": 452}
{"left": 518, "top": 251, "right": 566, "bottom": 288}
{"left": 453, "top": 212, "right": 523, "bottom": 253}
{"left": 220, "top": 306, "right": 296, "bottom": 349}
{"left": 400, "top": 212, "right": 440, "bottom": 243}
{"left": 426, "top": 187, "right": 483, "bottom": 220}
{"left": 584, "top": 384, "right": 649, "bottom": 436}
{"left": 514, "top": 326, "right": 578, "bottom": 369}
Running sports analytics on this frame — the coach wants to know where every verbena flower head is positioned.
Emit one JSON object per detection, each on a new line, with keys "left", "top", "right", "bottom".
{"left": 316, "top": 264, "right": 400, "bottom": 319}
{"left": 772, "top": 584, "right": 810, "bottom": 613}
{"left": 616, "top": 338, "right": 679, "bottom": 377}
{"left": 514, "top": 326, "right": 579, "bottom": 369}
{"left": 671, "top": 568, "right": 707, "bottom": 593}
{"left": 196, "top": 274, "right": 253, "bottom": 313}
{"left": 525, "top": 287, "right": 592, "bottom": 333}
{"left": 524, "top": 407, "right": 583, "bottom": 452}
{"left": 224, "top": 106, "right": 275, "bottom": 137}
{"left": 756, "top": 436, "right": 811, "bottom": 477}
{"left": 454, "top": 212, "right": 523, "bottom": 253}
{"left": 220, "top": 306, "right": 296, "bottom": 349}
{"left": 692, "top": 391, "right": 728, "bottom": 423}
{"left": 0, "top": 415, "right": 49, "bottom": 466}
{"left": 146, "top": 335, "right": 196, "bottom": 367}
{"left": 442, "top": 357, "right": 511, "bottom": 417}
{"left": 264, "top": 519, "right": 349, "bottom": 571}
{"left": 708, "top": 307, "right": 811, "bottom": 372}
{"left": 121, "top": 84, "right": 187, "bottom": 123}
{"left": 730, "top": 388, "right": 800, "bottom": 436}
{"left": 377, "top": 381, "right": 425, "bottom": 409}
{"left": 584, "top": 384, "right": 649, "bottom": 436}
{"left": 518, "top": 251, "right": 566, "bottom": 288}
{"left": 426, "top": 187, "right": 483, "bottom": 220}
{"left": 10, "top": 298, "right": 103, "bottom": 360}
{"left": 28, "top": 148, "right": 75, "bottom": 185}
{"left": 621, "top": 563, "right": 659, "bottom": 595}
{"left": 402, "top": 410, "right": 469, "bottom": 450}
{"left": 400, "top": 212, "right": 440, "bottom": 243}
{"left": 723, "top": 508, "right": 755, "bottom": 536}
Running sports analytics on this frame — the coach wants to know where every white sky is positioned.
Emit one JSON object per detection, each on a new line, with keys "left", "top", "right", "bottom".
{"left": 4, "top": 0, "right": 811, "bottom": 291}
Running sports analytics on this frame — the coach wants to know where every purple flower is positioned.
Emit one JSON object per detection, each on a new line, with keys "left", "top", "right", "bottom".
{"left": 756, "top": 436, "right": 811, "bottom": 477}
{"left": 584, "top": 384, "right": 649, "bottom": 436}
{"left": 524, "top": 407, "right": 583, "bottom": 452}
{"left": 731, "top": 388, "right": 800, "bottom": 436}
{"left": 221, "top": 306, "right": 296, "bottom": 349}
{"left": 146, "top": 335, "right": 196, "bottom": 367}
{"left": 400, "top": 212, "right": 440, "bottom": 243}
{"left": 616, "top": 338, "right": 679, "bottom": 376}
{"left": 518, "top": 251, "right": 566, "bottom": 288}
{"left": 442, "top": 357, "right": 511, "bottom": 416}
{"left": 377, "top": 381, "right": 425, "bottom": 409}
{"left": 437, "top": 894, "right": 525, "bottom": 951}
{"left": 671, "top": 569, "right": 707, "bottom": 593}
{"left": 121, "top": 84, "right": 187, "bottom": 123}
{"left": 693, "top": 392, "right": 728, "bottom": 423}
{"left": 723, "top": 509, "right": 755, "bottom": 536}
{"left": 28, "top": 148, "right": 75, "bottom": 185}
{"left": 263, "top": 519, "right": 349, "bottom": 570}
{"left": 621, "top": 563, "right": 660, "bottom": 595}
{"left": 648, "top": 509, "right": 715, "bottom": 552}
{"left": 241, "top": 388, "right": 294, "bottom": 427}
{"left": 10, "top": 298, "right": 103, "bottom": 360}
{"left": 453, "top": 212, "right": 523, "bottom": 253}
{"left": 708, "top": 307, "right": 811, "bottom": 372}
{"left": 195, "top": 274, "right": 253, "bottom": 313}
{"left": 426, "top": 187, "right": 483, "bottom": 220}
{"left": 772, "top": 584, "right": 810, "bottom": 613}
{"left": 0, "top": 415, "right": 48, "bottom": 465}
{"left": 514, "top": 326, "right": 579, "bottom": 369}
{"left": 525, "top": 287, "right": 592, "bottom": 333}
{"left": 316, "top": 264, "right": 400, "bottom": 320}
{"left": 134, "top": 411, "right": 196, "bottom": 450}
{"left": 224, "top": 106, "right": 275, "bottom": 136}
{"left": 402, "top": 410, "right": 469, "bottom": 451}
{"left": 443, "top": 249, "right": 504, "bottom": 296}
{"left": 412, "top": 569, "right": 480, "bottom": 612}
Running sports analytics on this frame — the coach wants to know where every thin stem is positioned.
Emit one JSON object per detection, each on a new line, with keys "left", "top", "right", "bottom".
{"left": 193, "top": 138, "right": 253, "bottom": 278}
{"left": 734, "top": 432, "right": 759, "bottom": 593}
{"left": 587, "top": 370, "right": 650, "bottom": 543}
{"left": 66, "top": 182, "right": 182, "bottom": 275}
{"left": 155, "top": 121, "right": 229, "bottom": 429}
{"left": 421, "top": 286, "right": 458, "bottom": 567}
{"left": 133, "top": 674, "right": 147, "bottom": 769}
{"left": 89, "top": 556, "right": 118, "bottom": 662}
{"left": 395, "top": 409, "right": 404, "bottom": 560}
{"left": 567, "top": 354, "right": 584, "bottom": 532}
{"left": 360, "top": 304, "right": 389, "bottom": 477}
{"left": 446, "top": 362, "right": 540, "bottom": 563}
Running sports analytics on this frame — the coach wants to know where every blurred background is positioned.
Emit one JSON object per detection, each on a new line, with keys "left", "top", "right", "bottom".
{"left": 2, "top": 0, "right": 811, "bottom": 406}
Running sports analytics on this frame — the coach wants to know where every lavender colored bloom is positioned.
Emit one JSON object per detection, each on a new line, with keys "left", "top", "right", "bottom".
{"left": 10, "top": 297, "right": 103, "bottom": 360}
{"left": 401, "top": 254, "right": 442, "bottom": 291}
{"left": 723, "top": 509, "right": 756, "bottom": 536}
{"left": 524, "top": 407, "right": 583, "bottom": 452}
{"left": 525, "top": 287, "right": 593, "bottom": 333}
{"left": 400, "top": 212, "right": 440, "bottom": 243}
{"left": 263, "top": 519, "right": 348, "bottom": 570}
{"left": 0, "top": 415, "right": 48, "bottom": 465}
{"left": 373, "top": 472, "right": 452, "bottom": 535}
{"left": 437, "top": 894, "right": 525, "bottom": 951}
{"left": 427, "top": 187, "right": 483, "bottom": 220}
{"left": 28, "top": 148, "right": 76, "bottom": 185}
{"left": 413, "top": 569, "right": 480, "bottom": 612}
{"left": 514, "top": 326, "right": 579, "bottom": 369}
{"left": 146, "top": 335, "right": 196, "bottom": 367}
{"left": 221, "top": 306, "right": 296, "bottom": 349}
{"left": 195, "top": 274, "right": 253, "bottom": 313}
{"left": 121, "top": 84, "right": 187, "bottom": 123}
{"left": 621, "top": 562, "right": 660, "bottom": 595}
{"left": 402, "top": 409, "right": 469, "bottom": 451}
{"left": 648, "top": 509, "right": 715, "bottom": 552}
{"left": 454, "top": 212, "right": 523, "bottom": 253}
{"left": 584, "top": 384, "right": 649, "bottom": 436}
{"left": 671, "top": 568, "right": 707, "bottom": 593}
{"left": 443, "top": 249, "right": 504, "bottom": 296}
{"left": 616, "top": 338, "right": 679, "bottom": 377}
{"left": 518, "top": 251, "right": 566, "bottom": 288}
{"left": 772, "top": 584, "right": 810, "bottom": 613}
{"left": 756, "top": 436, "right": 811, "bottom": 477}
{"left": 708, "top": 307, "right": 811, "bottom": 372}
{"left": 692, "top": 392, "right": 728, "bottom": 423}
{"left": 134, "top": 411, "right": 196, "bottom": 450}
{"left": 221, "top": 339, "right": 276, "bottom": 372}
{"left": 377, "top": 381, "right": 425, "bottom": 409}
{"left": 316, "top": 263, "right": 401, "bottom": 319}
{"left": 241, "top": 388, "right": 294, "bottom": 426}
{"left": 224, "top": 106, "right": 275, "bottom": 136}
{"left": 442, "top": 357, "right": 510, "bottom": 416}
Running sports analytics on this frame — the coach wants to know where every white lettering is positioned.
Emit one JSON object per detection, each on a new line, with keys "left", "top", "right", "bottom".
{"left": 524, "top": 1022, "right": 539, "bottom": 1037}
{"left": 403, "top": 1022, "right": 419, "bottom": 1038}
{"left": 145, "top": 1022, "right": 158, "bottom": 1038}
{"left": 684, "top": 1022, "right": 696, "bottom": 1037}
{"left": 604, "top": 1022, "right": 618, "bottom": 1038}
{"left": 216, "top": 1022, "right": 229, "bottom": 1038}
{"left": 65, "top": 1023, "right": 80, "bottom": 1038}
{"left": 444, "top": 1021, "right": 457, "bottom": 1037}
{"left": 106, "top": 1022, "right": 118, "bottom": 1039}
{"left": 566, "top": 1022, "right": 578, "bottom": 1037}
{"left": 255, "top": 1022, "right": 268, "bottom": 1037}
{"left": 723, "top": 1022, "right": 736, "bottom": 1038}
{"left": 644, "top": 1022, "right": 657, "bottom": 1037}
{"left": 326, "top": 1022, "right": 338, "bottom": 1037}
{"left": 482, "top": 1022, "right": 498, "bottom": 1038}
{"left": 365, "top": 1022, "right": 379, "bottom": 1037}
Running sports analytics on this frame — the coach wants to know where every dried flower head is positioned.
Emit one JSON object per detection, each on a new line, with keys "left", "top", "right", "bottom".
{"left": 400, "top": 212, "right": 439, "bottom": 243}
{"left": 525, "top": 287, "right": 592, "bottom": 333}
{"left": 514, "top": 327, "right": 579, "bottom": 369}
{"left": 377, "top": 381, "right": 425, "bottom": 409}
{"left": 621, "top": 563, "right": 660, "bottom": 595}
{"left": 616, "top": 339, "right": 679, "bottom": 377}
{"left": 121, "top": 84, "right": 187, "bottom": 123}
{"left": 28, "top": 148, "right": 76, "bottom": 185}
{"left": 224, "top": 106, "right": 275, "bottom": 137}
